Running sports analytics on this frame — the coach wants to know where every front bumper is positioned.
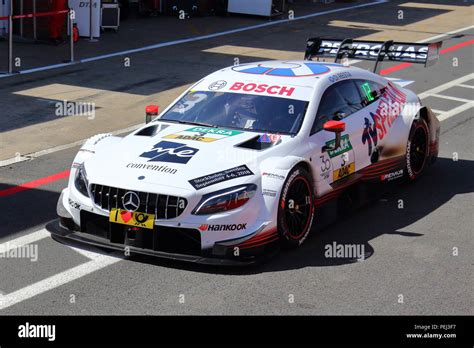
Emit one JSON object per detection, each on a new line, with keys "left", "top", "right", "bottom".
{"left": 47, "top": 215, "right": 279, "bottom": 266}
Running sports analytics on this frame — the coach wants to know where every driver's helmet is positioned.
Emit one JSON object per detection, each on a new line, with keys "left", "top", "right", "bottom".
{"left": 227, "top": 95, "right": 260, "bottom": 128}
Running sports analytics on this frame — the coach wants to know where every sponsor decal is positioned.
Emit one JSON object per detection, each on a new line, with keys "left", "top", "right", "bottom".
{"left": 189, "top": 165, "right": 254, "bottom": 190}
{"left": 258, "top": 133, "right": 282, "bottom": 143}
{"left": 92, "top": 134, "right": 112, "bottom": 145}
{"left": 188, "top": 127, "right": 242, "bottom": 137}
{"left": 126, "top": 163, "right": 178, "bottom": 174}
{"left": 426, "top": 42, "right": 441, "bottom": 65}
{"left": 362, "top": 82, "right": 406, "bottom": 156}
{"left": 406, "top": 141, "right": 414, "bottom": 178}
{"left": 68, "top": 198, "right": 81, "bottom": 210}
{"left": 208, "top": 80, "right": 227, "bottom": 90}
{"left": 229, "top": 82, "right": 295, "bottom": 97}
{"left": 262, "top": 189, "right": 277, "bottom": 197}
{"left": 232, "top": 61, "right": 331, "bottom": 77}
{"left": 109, "top": 208, "right": 155, "bottom": 229}
{"left": 325, "top": 134, "right": 352, "bottom": 158}
{"left": 163, "top": 127, "right": 242, "bottom": 143}
{"left": 78, "top": 148, "right": 95, "bottom": 154}
{"left": 163, "top": 134, "right": 215, "bottom": 142}
{"left": 333, "top": 162, "right": 355, "bottom": 181}
{"left": 140, "top": 141, "right": 199, "bottom": 164}
{"left": 319, "top": 40, "right": 431, "bottom": 62}
{"left": 381, "top": 169, "right": 404, "bottom": 181}
{"left": 262, "top": 172, "right": 285, "bottom": 180}
{"left": 199, "top": 223, "right": 247, "bottom": 232}
{"left": 328, "top": 71, "right": 352, "bottom": 83}
{"left": 319, "top": 154, "right": 332, "bottom": 180}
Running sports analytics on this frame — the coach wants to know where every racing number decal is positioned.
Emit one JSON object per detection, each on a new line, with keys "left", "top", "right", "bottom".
{"left": 331, "top": 148, "right": 355, "bottom": 182}
{"left": 319, "top": 154, "right": 332, "bottom": 180}
{"left": 172, "top": 93, "right": 207, "bottom": 114}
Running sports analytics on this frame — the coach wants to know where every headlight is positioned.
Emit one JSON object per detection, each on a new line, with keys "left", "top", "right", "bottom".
{"left": 74, "top": 163, "right": 90, "bottom": 197}
{"left": 192, "top": 184, "right": 257, "bottom": 215}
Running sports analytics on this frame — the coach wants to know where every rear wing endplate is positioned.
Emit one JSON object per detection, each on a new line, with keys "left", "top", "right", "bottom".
{"left": 304, "top": 38, "right": 442, "bottom": 73}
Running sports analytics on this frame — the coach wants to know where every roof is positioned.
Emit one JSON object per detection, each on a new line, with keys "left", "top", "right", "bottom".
{"left": 190, "top": 61, "right": 356, "bottom": 101}
{"left": 224, "top": 60, "right": 347, "bottom": 79}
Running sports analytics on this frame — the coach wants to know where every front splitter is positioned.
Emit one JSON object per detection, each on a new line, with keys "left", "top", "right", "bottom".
{"left": 46, "top": 219, "right": 268, "bottom": 266}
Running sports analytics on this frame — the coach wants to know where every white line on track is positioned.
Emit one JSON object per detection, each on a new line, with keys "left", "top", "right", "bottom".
{"left": 416, "top": 25, "right": 474, "bottom": 43}
{"left": 0, "top": 0, "right": 388, "bottom": 79}
{"left": 0, "top": 229, "right": 50, "bottom": 252}
{"left": 0, "top": 123, "right": 144, "bottom": 167}
{"left": 431, "top": 94, "right": 471, "bottom": 103}
{"left": 0, "top": 228, "right": 112, "bottom": 261}
{"left": 436, "top": 103, "right": 474, "bottom": 122}
{"left": 0, "top": 227, "right": 122, "bottom": 310}
{"left": 418, "top": 74, "right": 474, "bottom": 99}
{"left": 0, "top": 252, "right": 122, "bottom": 311}
{"left": 418, "top": 73, "right": 474, "bottom": 121}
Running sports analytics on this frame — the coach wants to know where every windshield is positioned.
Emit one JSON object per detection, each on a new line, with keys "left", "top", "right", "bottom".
{"left": 160, "top": 91, "right": 308, "bottom": 135}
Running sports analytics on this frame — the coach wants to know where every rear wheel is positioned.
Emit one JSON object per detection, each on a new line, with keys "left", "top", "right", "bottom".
{"left": 405, "top": 119, "right": 429, "bottom": 181}
{"left": 277, "top": 167, "right": 315, "bottom": 248}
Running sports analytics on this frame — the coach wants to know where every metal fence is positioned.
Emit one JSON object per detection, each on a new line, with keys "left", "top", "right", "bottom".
{"left": 0, "top": 6, "right": 75, "bottom": 74}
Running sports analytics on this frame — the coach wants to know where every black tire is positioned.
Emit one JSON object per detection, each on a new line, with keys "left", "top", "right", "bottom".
{"left": 405, "top": 118, "right": 430, "bottom": 181}
{"left": 277, "top": 167, "right": 315, "bottom": 249}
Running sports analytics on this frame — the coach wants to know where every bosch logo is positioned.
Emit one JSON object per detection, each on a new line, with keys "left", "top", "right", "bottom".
{"left": 229, "top": 82, "right": 295, "bottom": 97}
{"left": 208, "top": 80, "right": 227, "bottom": 90}
{"left": 122, "top": 191, "right": 140, "bottom": 212}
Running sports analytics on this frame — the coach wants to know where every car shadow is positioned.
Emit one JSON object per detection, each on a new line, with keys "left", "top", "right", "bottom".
{"left": 120, "top": 157, "right": 473, "bottom": 274}
{"left": 0, "top": 185, "right": 61, "bottom": 240}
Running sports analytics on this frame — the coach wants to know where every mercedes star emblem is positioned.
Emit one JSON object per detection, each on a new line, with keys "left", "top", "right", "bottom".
{"left": 122, "top": 191, "right": 140, "bottom": 212}
{"left": 208, "top": 80, "right": 227, "bottom": 90}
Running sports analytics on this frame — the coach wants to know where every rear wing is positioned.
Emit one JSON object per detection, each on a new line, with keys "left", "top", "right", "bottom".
{"left": 304, "top": 38, "right": 442, "bottom": 73}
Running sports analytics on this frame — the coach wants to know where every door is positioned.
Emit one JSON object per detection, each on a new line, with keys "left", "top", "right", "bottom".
{"left": 309, "top": 79, "right": 369, "bottom": 191}
{"left": 352, "top": 79, "right": 390, "bottom": 170}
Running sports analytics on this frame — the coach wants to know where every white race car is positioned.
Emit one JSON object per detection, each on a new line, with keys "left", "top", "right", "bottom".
{"left": 49, "top": 38, "right": 442, "bottom": 265}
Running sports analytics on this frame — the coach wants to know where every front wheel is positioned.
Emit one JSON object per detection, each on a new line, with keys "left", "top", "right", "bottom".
{"left": 405, "top": 118, "right": 429, "bottom": 181}
{"left": 277, "top": 167, "right": 315, "bottom": 249}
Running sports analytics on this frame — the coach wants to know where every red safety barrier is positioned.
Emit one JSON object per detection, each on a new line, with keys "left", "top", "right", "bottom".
{"left": 0, "top": 9, "right": 69, "bottom": 21}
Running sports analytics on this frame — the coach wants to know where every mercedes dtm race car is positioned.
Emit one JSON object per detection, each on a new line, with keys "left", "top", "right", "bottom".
{"left": 49, "top": 38, "right": 442, "bottom": 265}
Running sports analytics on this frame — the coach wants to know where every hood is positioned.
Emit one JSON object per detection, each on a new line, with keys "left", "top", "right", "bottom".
{"left": 84, "top": 122, "right": 291, "bottom": 193}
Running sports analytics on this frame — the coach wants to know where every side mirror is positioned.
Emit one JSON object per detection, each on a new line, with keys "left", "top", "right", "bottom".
{"left": 145, "top": 105, "right": 159, "bottom": 124}
{"left": 323, "top": 120, "right": 345, "bottom": 151}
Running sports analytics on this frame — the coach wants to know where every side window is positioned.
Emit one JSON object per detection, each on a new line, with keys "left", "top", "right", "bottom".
{"left": 355, "top": 79, "right": 386, "bottom": 106}
{"left": 310, "top": 79, "right": 363, "bottom": 135}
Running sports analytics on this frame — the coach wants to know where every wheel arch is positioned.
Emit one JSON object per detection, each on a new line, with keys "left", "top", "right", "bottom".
{"left": 415, "top": 105, "right": 440, "bottom": 162}
{"left": 259, "top": 156, "right": 315, "bottom": 217}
